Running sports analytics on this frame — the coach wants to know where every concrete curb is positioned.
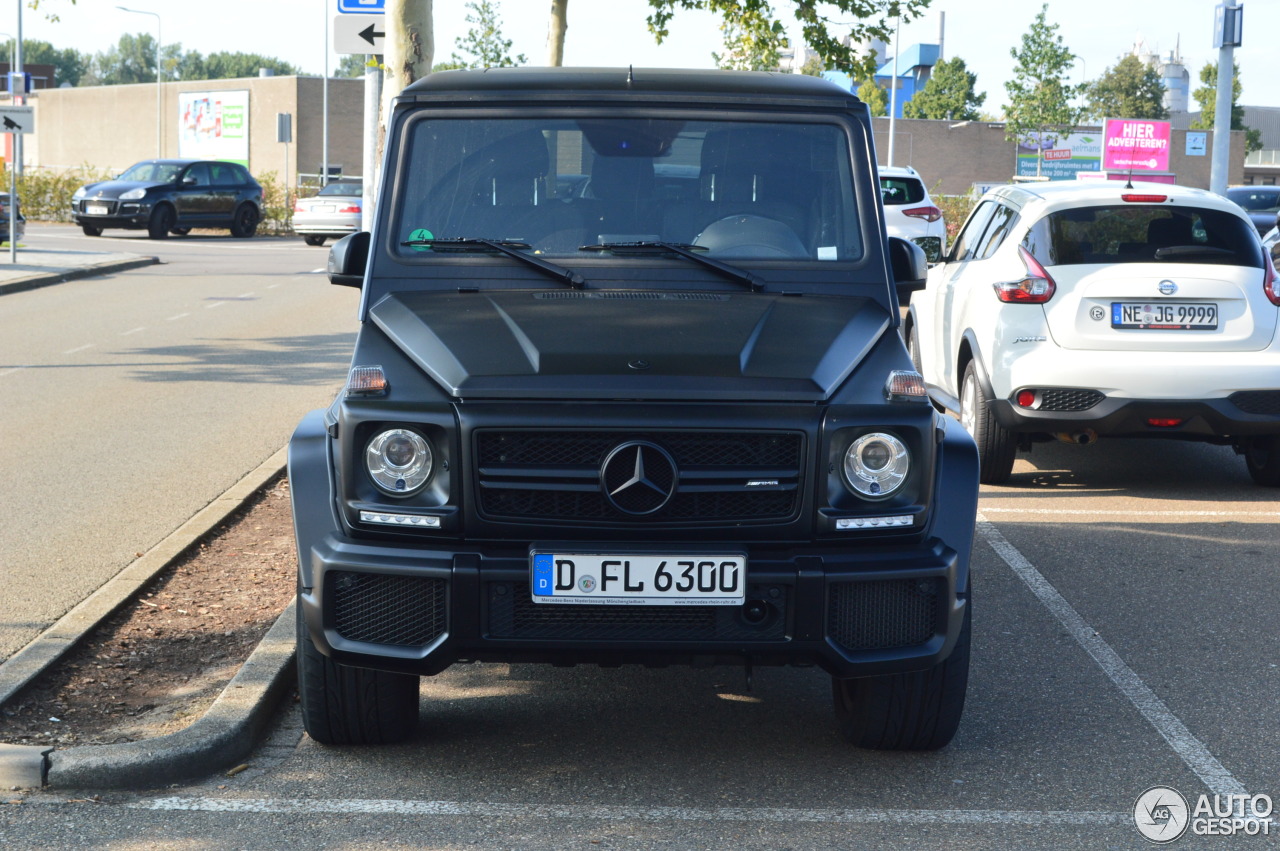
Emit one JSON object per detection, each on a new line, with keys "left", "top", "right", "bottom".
{"left": 0, "top": 255, "right": 159, "bottom": 296}
{"left": 46, "top": 600, "right": 296, "bottom": 790}
{"left": 0, "top": 446, "right": 294, "bottom": 789}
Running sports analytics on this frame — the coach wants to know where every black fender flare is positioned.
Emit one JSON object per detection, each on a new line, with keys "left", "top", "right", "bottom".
{"left": 288, "top": 409, "right": 340, "bottom": 592}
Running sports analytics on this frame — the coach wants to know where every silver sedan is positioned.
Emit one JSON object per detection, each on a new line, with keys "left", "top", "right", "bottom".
{"left": 292, "top": 181, "right": 362, "bottom": 246}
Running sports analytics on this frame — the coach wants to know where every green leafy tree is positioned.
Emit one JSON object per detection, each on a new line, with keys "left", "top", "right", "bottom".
{"left": 336, "top": 54, "right": 376, "bottom": 78}
{"left": 798, "top": 54, "right": 826, "bottom": 77}
{"left": 647, "top": 0, "right": 932, "bottom": 81}
{"left": 200, "top": 51, "right": 299, "bottom": 79}
{"left": 903, "top": 56, "right": 985, "bottom": 120}
{"left": 85, "top": 33, "right": 157, "bottom": 86}
{"left": 1191, "top": 61, "right": 1262, "bottom": 155}
{"left": 0, "top": 38, "right": 89, "bottom": 87}
{"left": 858, "top": 78, "right": 889, "bottom": 117}
{"left": 1002, "top": 4, "right": 1084, "bottom": 171}
{"left": 1085, "top": 53, "right": 1167, "bottom": 122}
{"left": 713, "top": 18, "right": 786, "bottom": 70}
{"left": 449, "top": 0, "right": 527, "bottom": 69}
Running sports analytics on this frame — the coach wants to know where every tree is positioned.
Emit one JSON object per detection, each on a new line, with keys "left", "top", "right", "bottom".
{"left": 201, "top": 51, "right": 299, "bottom": 80}
{"left": 903, "top": 56, "right": 985, "bottom": 121}
{"left": 85, "top": 33, "right": 157, "bottom": 86}
{"left": 449, "top": 0, "right": 527, "bottom": 69}
{"left": 336, "top": 54, "right": 376, "bottom": 78}
{"left": 0, "top": 38, "right": 88, "bottom": 87}
{"left": 548, "top": 0, "right": 568, "bottom": 66}
{"left": 646, "top": 0, "right": 932, "bottom": 81}
{"left": 713, "top": 18, "right": 786, "bottom": 71}
{"left": 1002, "top": 4, "right": 1084, "bottom": 170}
{"left": 1191, "top": 61, "right": 1262, "bottom": 155}
{"left": 858, "top": 78, "right": 889, "bottom": 117}
{"left": 798, "top": 54, "right": 826, "bottom": 77}
{"left": 1085, "top": 53, "right": 1167, "bottom": 122}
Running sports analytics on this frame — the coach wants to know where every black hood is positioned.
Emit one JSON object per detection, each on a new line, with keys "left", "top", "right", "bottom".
{"left": 368, "top": 290, "right": 890, "bottom": 401}
{"left": 81, "top": 180, "right": 167, "bottom": 199}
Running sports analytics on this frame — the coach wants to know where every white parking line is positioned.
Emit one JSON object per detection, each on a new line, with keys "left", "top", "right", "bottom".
{"left": 120, "top": 326, "right": 146, "bottom": 336}
{"left": 982, "top": 507, "right": 1280, "bottom": 518}
{"left": 0, "top": 366, "right": 27, "bottom": 377}
{"left": 166, "top": 312, "right": 190, "bottom": 321}
{"left": 977, "top": 515, "right": 1247, "bottom": 797}
{"left": 63, "top": 343, "right": 94, "bottom": 355}
{"left": 205, "top": 301, "right": 226, "bottom": 309}
{"left": 132, "top": 797, "right": 1128, "bottom": 826}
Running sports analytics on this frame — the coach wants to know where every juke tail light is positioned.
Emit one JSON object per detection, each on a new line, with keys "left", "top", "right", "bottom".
{"left": 1264, "top": 249, "right": 1280, "bottom": 307}
{"left": 994, "top": 245, "right": 1057, "bottom": 304}
{"left": 902, "top": 205, "right": 942, "bottom": 223}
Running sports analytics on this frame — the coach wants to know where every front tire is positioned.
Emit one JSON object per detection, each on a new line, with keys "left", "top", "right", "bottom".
{"left": 832, "top": 602, "right": 970, "bottom": 751}
{"left": 296, "top": 597, "right": 420, "bottom": 745}
{"left": 230, "top": 203, "right": 260, "bottom": 238}
{"left": 81, "top": 224, "right": 103, "bottom": 237}
{"left": 303, "top": 234, "right": 326, "bottom": 247}
{"left": 1243, "top": 435, "right": 1280, "bottom": 486}
{"left": 170, "top": 227, "right": 191, "bottom": 236}
{"left": 959, "top": 361, "right": 1017, "bottom": 484}
{"left": 146, "top": 205, "right": 174, "bottom": 239}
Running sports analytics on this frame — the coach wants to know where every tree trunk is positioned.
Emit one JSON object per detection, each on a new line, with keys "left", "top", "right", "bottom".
{"left": 548, "top": 0, "right": 568, "bottom": 67}
{"left": 381, "top": 0, "right": 434, "bottom": 144}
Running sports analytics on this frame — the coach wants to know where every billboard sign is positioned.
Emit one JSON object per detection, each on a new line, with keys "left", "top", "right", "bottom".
{"left": 178, "top": 90, "right": 250, "bottom": 166}
{"left": 1103, "top": 118, "right": 1172, "bottom": 171}
{"left": 1015, "top": 130, "right": 1102, "bottom": 180}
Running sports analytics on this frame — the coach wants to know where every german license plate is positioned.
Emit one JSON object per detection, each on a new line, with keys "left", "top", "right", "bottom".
{"left": 531, "top": 552, "right": 746, "bottom": 605}
{"left": 1112, "top": 302, "right": 1217, "bottom": 330}
{"left": 86, "top": 203, "right": 109, "bottom": 215}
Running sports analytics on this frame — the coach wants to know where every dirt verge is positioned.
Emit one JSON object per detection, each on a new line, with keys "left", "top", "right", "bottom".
{"left": 0, "top": 476, "right": 295, "bottom": 747}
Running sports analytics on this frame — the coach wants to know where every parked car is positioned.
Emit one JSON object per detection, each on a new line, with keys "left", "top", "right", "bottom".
{"left": 71, "top": 159, "right": 263, "bottom": 239}
{"left": 292, "top": 180, "right": 362, "bottom": 246}
{"left": 0, "top": 192, "right": 24, "bottom": 244}
{"left": 907, "top": 180, "right": 1280, "bottom": 486}
{"left": 289, "top": 67, "right": 981, "bottom": 751}
{"left": 1226, "top": 185, "right": 1280, "bottom": 235}
{"left": 880, "top": 165, "right": 946, "bottom": 262}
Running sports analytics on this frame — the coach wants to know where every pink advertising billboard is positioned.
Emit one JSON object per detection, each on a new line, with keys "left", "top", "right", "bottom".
{"left": 1103, "top": 118, "right": 1172, "bottom": 171}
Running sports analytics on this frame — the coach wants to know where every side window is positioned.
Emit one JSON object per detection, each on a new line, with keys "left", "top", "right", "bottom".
{"left": 210, "top": 163, "right": 240, "bottom": 186}
{"left": 949, "top": 200, "right": 997, "bottom": 262}
{"left": 974, "top": 204, "right": 1018, "bottom": 260}
{"left": 184, "top": 163, "right": 212, "bottom": 186}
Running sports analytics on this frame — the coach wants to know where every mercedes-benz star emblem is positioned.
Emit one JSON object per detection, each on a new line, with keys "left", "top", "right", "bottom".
{"left": 600, "top": 440, "right": 677, "bottom": 515}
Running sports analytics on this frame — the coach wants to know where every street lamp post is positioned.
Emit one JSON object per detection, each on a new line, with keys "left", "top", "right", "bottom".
{"left": 116, "top": 6, "right": 162, "bottom": 159}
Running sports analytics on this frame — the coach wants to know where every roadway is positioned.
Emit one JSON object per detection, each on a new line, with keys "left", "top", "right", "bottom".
{"left": 0, "top": 224, "right": 358, "bottom": 662}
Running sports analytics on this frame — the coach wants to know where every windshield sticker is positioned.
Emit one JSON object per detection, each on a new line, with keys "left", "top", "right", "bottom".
{"left": 407, "top": 228, "right": 434, "bottom": 251}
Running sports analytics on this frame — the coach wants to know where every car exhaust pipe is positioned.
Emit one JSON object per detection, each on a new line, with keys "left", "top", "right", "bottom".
{"left": 1054, "top": 429, "right": 1098, "bottom": 446}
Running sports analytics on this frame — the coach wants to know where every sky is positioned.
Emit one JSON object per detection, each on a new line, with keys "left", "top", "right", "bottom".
{"left": 14, "top": 0, "right": 1280, "bottom": 110}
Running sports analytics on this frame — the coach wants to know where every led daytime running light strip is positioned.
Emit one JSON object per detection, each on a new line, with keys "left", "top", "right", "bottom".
{"left": 360, "top": 511, "right": 441, "bottom": 528}
{"left": 835, "top": 515, "right": 913, "bottom": 530}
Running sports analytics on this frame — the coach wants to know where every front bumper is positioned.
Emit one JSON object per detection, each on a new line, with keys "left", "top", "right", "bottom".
{"left": 72, "top": 200, "right": 154, "bottom": 229}
{"left": 298, "top": 533, "right": 969, "bottom": 679}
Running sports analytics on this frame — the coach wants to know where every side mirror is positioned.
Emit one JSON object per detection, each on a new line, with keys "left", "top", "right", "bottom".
{"left": 889, "top": 236, "right": 927, "bottom": 304}
{"left": 328, "top": 231, "right": 370, "bottom": 288}
{"left": 181, "top": 175, "right": 197, "bottom": 186}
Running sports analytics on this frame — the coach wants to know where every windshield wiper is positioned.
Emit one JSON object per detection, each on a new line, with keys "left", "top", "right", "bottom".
{"left": 400, "top": 237, "right": 586, "bottom": 289}
{"left": 580, "top": 241, "right": 764, "bottom": 292}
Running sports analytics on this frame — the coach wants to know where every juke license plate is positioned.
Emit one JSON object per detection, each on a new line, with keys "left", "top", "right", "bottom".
{"left": 1112, "top": 302, "right": 1218, "bottom": 330}
{"left": 531, "top": 552, "right": 746, "bottom": 606}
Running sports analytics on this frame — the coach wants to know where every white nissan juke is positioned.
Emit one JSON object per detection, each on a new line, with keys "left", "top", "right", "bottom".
{"left": 906, "top": 180, "right": 1280, "bottom": 485}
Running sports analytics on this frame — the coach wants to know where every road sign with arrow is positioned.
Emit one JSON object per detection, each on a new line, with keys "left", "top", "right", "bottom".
{"left": 0, "top": 106, "right": 34, "bottom": 134}
{"left": 334, "top": 14, "right": 385, "bottom": 54}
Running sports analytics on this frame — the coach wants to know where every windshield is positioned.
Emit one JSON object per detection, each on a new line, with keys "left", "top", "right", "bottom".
{"left": 392, "top": 116, "right": 863, "bottom": 261}
{"left": 319, "top": 182, "right": 362, "bottom": 197}
{"left": 119, "top": 162, "right": 183, "bottom": 183}
{"left": 1023, "top": 205, "right": 1260, "bottom": 267}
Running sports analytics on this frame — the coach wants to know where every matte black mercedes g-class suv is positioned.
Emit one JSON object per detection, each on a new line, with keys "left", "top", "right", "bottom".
{"left": 290, "top": 67, "right": 980, "bottom": 750}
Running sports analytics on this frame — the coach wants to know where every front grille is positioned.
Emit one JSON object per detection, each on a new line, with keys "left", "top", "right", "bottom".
{"left": 327, "top": 571, "right": 447, "bottom": 647}
{"left": 1038, "top": 388, "right": 1104, "bottom": 412}
{"left": 827, "top": 579, "right": 941, "bottom": 652}
{"left": 1230, "top": 390, "right": 1280, "bottom": 417}
{"left": 487, "top": 582, "right": 787, "bottom": 642}
{"left": 476, "top": 430, "right": 803, "bottom": 524}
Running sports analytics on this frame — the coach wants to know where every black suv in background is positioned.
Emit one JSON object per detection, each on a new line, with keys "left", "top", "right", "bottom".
{"left": 71, "top": 159, "right": 263, "bottom": 239}
{"left": 289, "top": 67, "right": 980, "bottom": 751}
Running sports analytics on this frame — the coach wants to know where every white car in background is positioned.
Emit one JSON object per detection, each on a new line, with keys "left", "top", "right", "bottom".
{"left": 879, "top": 165, "right": 945, "bottom": 262}
{"left": 906, "top": 180, "right": 1280, "bottom": 485}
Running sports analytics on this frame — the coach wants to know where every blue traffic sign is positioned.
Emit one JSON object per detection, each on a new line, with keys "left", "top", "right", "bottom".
{"left": 337, "top": 0, "right": 384, "bottom": 13}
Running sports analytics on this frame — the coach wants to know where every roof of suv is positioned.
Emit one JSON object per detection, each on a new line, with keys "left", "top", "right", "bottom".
{"left": 401, "top": 67, "right": 859, "bottom": 105}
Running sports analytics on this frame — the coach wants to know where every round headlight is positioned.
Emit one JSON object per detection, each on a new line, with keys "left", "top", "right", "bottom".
{"left": 366, "top": 429, "right": 433, "bottom": 496}
{"left": 120, "top": 188, "right": 147, "bottom": 200}
{"left": 72, "top": 186, "right": 87, "bottom": 201}
{"left": 843, "top": 432, "right": 910, "bottom": 498}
